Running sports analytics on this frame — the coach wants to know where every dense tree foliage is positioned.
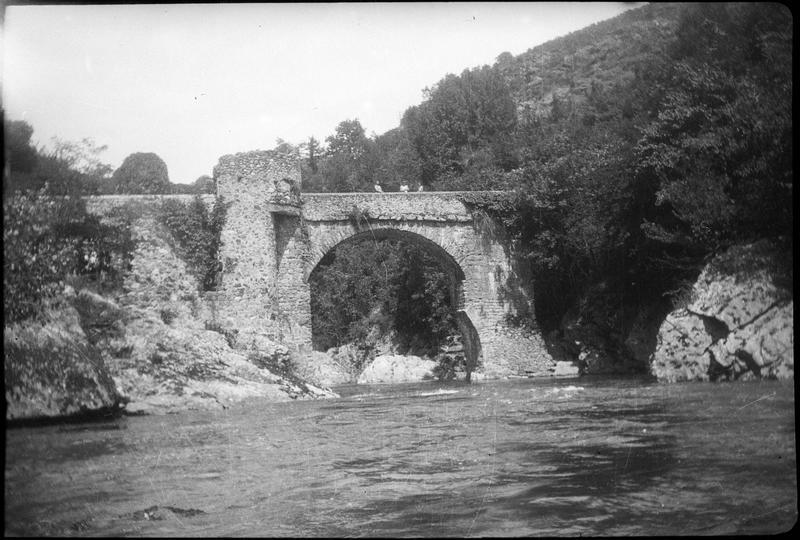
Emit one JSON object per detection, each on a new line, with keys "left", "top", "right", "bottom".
{"left": 309, "top": 238, "right": 457, "bottom": 356}
{"left": 3, "top": 120, "right": 171, "bottom": 323}
{"left": 306, "top": 2, "right": 793, "bottom": 354}
{"left": 403, "top": 65, "right": 519, "bottom": 185}
{"left": 112, "top": 152, "right": 171, "bottom": 194}
{"left": 4, "top": 122, "right": 113, "bottom": 196}
{"left": 3, "top": 188, "right": 131, "bottom": 322}
{"left": 302, "top": 119, "right": 378, "bottom": 192}
{"left": 158, "top": 195, "right": 229, "bottom": 291}
{"left": 636, "top": 3, "right": 792, "bottom": 256}
{"left": 5, "top": 119, "right": 38, "bottom": 177}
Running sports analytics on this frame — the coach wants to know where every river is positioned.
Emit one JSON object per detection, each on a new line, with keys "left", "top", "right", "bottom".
{"left": 4, "top": 376, "right": 796, "bottom": 536}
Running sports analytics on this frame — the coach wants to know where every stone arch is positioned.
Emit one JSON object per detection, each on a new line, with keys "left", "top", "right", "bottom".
{"left": 307, "top": 228, "right": 464, "bottom": 301}
{"left": 304, "top": 224, "right": 470, "bottom": 281}
{"left": 209, "top": 149, "right": 552, "bottom": 376}
{"left": 306, "top": 227, "right": 483, "bottom": 371}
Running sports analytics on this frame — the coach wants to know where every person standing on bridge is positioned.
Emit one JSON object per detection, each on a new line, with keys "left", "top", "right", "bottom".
{"left": 374, "top": 182, "right": 383, "bottom": 192}
{"left": 417, "top": 184, "right": 424, "bottom": 192}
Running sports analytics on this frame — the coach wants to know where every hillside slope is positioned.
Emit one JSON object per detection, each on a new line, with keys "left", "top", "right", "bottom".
{"left": 498, "top": 2, "right": 683, "bottom": 116}
{"left": 303, "top": 2, "right": 792, "bottom": 376}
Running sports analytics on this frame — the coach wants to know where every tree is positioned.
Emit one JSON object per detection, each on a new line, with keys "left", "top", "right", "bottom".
{"left": 307, "top": 136, "right": 320, "bottom": 173}
{"left": 4, "top": 119, "right": 38, "bottom": 176}
{"left": 112, "top": 152, "right": 171, "bottom": 194}
{"left": 193, "top": 175, "right": 215, "bottom": 194}
{"left": 372, "top": 128, "right": 423, "bottom": 190}
{"left": 402, "top": 65, "right": 517, "bottom": 186}
{"left": 635, "top": 3, "right": 792, "bottom": 256}
{"left": 4, "top": 186, "right": 134, "bottom": 322}
{"left": 42, "top": 137, "right": 113, "bottom": 195}
{"left": 326, "top": 119, "right": 369, "bottom": 159}
{"left": 321, "top": 119, "right": 377, "bottom": 192}
{"left": 309, "top": 238, "right": 457, "bottom": 356}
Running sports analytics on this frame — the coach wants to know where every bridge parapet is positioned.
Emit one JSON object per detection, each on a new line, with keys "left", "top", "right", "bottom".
{"left": 301, "top": 191, "right": 504, "bottom": 222}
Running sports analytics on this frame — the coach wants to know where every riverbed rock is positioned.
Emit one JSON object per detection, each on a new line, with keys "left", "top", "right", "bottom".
{"left": 650, "top": 309, "right": 714, "bottom": 382}
{"left": 553, "top": 360, "right": 580, "bottom": 377}
{"left": 290, "top": 350, "right": 354, "bottom": 387}
{"left": 357, "top": 354, "right": 437, "bottom": 384}
{"left": 651, "top": 239, "right": 793, "bottom": 382}
{"left": 103, "top": 314, "right": 336, "bottom": 415}
{"left": 4, "top": 303, "right": 120, "bottom": 421}
{"left": 66, "top": 283, "right": 336, "bottom": 415}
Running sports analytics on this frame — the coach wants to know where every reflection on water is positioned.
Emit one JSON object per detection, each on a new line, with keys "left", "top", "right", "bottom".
{"left": 4, "top": 377, "right": 796, "bottom": 536}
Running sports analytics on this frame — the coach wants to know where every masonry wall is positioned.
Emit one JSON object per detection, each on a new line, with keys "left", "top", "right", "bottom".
{"left": 84, "top": 158, "right": 555, "bottom": 378}
{"left": 210, "top": 150, "right": 302, "bottom": 346}
{"left": 299, "top": 205, "right": 553, "bottom": 377}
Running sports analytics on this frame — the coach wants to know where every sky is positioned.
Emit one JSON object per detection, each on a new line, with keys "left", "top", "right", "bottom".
{"left": 2, "top": 2, "right": 643, "bottom": 184}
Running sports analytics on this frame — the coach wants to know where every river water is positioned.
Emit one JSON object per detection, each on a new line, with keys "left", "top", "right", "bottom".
{"left": 5, "top": 376, "right": 796, "bottom": 536}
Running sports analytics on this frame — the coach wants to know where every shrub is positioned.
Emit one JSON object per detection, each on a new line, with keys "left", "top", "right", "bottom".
{"left": 204, "top": 321, "right": 238, "bottom": 348}
{"left": 158, "top": 195, "right": 229, "bottom": 291}
{"left": 432, "top": 353, "right": 466, "bottom": 381}
{"left": 111, "top": 152, "right": 171, "bottom": 194}
{"left": 3, "top": 189, "right": 134, "bottom": 323}
{"left": 160, "top": 308, "right": 178, "bottom": 325}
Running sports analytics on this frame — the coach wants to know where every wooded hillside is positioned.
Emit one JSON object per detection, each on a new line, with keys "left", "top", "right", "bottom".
{"left": 304, "top": 2, "right": 793, "bottom": 362}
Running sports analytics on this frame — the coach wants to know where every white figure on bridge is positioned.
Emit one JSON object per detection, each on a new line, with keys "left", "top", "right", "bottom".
{"left": 399, "top": 183, "right": 410, "bottom": 192}
{"left": 374, "top": 182, "right": 383, "bottom": 192}
{"left": 417, "top": 184, "right": 424, "bottom": 192}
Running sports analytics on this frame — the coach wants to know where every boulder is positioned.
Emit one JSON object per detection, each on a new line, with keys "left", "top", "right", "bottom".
{"left": 290, "top": 350, "right": 353, "bottom": 388}
{"left": 650, "top": 309, "right": 714, "bottom": 382}
{"left": 4, "top": 304, "right": 120, "bottom": 421}
{"left": 553, "top": 360, "right": 580, "bottom": 377}
{"left": 651, "top": 240, "right": 793, "bottom": 382}
{"left": 104, "top": 316, "right": 336, "bottom": 415}
{"left": 357, "top": 354, "right": 437, "bottom": 384}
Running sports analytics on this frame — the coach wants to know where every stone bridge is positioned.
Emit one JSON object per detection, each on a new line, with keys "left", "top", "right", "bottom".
{"left": 211, "top": 151, "right": 552, "bottom": 377}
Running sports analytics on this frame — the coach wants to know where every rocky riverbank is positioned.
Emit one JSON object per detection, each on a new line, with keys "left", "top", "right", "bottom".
{"left": 4, "top": 286, "right": 336, "bottom": 422}
{"left": 6, "top": 233, "right": 791, "bottom": 422}
{"left": 651, "top": 239, "right": 793, "bottom": 382}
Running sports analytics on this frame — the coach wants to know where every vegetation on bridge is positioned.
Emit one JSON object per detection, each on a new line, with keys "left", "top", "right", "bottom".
{"left": 158, "top": 196, "right": 230, "bottom": 291}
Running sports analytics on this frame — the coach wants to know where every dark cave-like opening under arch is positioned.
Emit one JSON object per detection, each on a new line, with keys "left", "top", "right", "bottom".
{"left": 307, "top": 228, "right": 483, "bottom": 376}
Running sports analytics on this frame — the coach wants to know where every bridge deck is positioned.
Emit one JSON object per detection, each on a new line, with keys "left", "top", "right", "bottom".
{"left": 300, "top": 191, "right": 506, "bottom": 222}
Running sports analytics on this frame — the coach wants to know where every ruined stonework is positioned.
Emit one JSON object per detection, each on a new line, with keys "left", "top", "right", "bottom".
{"left": 84, "top": 151, "right": 554, "bottom": 378}
{"left": 211, "top": 150, "right": 303, "bottom": 348}
{"left": 210, "top": 151, "right": 553, "bottom": 377}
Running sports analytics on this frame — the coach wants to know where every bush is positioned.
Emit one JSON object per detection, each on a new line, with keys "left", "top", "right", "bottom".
{"left": 3, "top": 189, "right": 134, "bottom": 323}
{"left": 160, "top": 308, "right": 178, "bottom": 325}
{"left": 432, "top": 353, "right": 466, "bottom": 381}
{"left": 112, "top": 152, "right": 171, "bottom": 194}
{"left": 158, "top": 195, "right": 229, "bottom": 291}
{"left": 204, "top": 321, "right": 238, "bottom": 348}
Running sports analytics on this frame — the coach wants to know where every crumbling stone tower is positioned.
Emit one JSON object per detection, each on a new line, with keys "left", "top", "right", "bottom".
{"left": 212, "top": 150, "right": 304, "bottom": 349}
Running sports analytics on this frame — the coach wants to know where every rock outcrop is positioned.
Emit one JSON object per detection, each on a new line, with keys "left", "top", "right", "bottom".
{"left": 4, "top": 302, "right": 120, "bottom": 421}
{"left": 651, "top": 240, "right": 793, "bottom": 382}
{"left": 84, "top": 291, "right": 336, "bottom": 415}
{"left": 4, "top": 280, "right": 338, "bottom": 421}
{"left": 553, "top": 360, "right": 581, "bottom": 377}
{"left": 290, "top": 350, "right": 353, "bottom": 388}
{"left": 357, "top": 354, "right": 437, "bottom": 384}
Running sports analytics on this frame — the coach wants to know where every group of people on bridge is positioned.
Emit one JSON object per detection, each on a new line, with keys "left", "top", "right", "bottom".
{"left": 374, "top": 182, "right": 424, "bottom": 193}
